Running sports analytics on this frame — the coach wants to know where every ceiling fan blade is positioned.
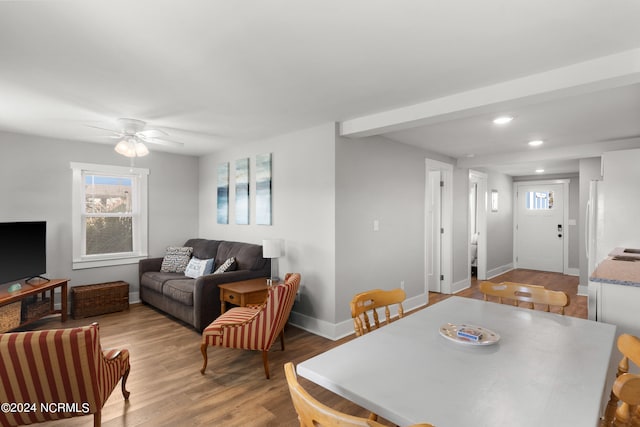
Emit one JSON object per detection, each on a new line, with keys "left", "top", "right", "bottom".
{"left": 138, "top": 128, "right": 169, "bottom": 138}
{"left": 85, "top": 124, "right": 121, "bottom": 135}
{"left": 138, "top": 136, "right": 184, "bottom": 148}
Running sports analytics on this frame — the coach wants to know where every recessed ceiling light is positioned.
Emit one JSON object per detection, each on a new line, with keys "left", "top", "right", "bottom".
{"left": 493, "top": 116, "right": 513, "bottom": 125}
{"left": 465, "top": 153, "right": 475, "bottom": 158}
{"left": 535, "top": 169, "right": 545, "bottom": 173}
{"left": 528, "top": 140, "right": 544, "bottom": 147}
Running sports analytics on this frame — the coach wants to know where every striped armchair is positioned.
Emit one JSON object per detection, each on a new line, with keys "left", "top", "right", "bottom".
{"left": 200, "top": 273, "right": 300, "bottom": 379}
{"left": 0, "top": 323, "right": 130, "bottom": 427}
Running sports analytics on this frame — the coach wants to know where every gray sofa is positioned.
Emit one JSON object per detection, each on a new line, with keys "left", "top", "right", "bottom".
{"left": 139, "top": 238, "right": 270, "bottom": 331}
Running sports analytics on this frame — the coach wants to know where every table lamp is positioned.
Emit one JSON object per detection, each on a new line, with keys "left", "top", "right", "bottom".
{"left": 262, "top": 239, "right": 283, "bottom": 283}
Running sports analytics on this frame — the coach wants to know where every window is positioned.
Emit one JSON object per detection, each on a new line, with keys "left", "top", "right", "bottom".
{"left": 526, "top": 191, "right": 554, "bottom": 210}
{"left": 71, "top": 162, "right": 148, "bottom": 269}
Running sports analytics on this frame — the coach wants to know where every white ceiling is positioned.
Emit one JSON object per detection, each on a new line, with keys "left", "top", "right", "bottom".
{"left": 1, "top": 1, "right": 639, "bottom": 176}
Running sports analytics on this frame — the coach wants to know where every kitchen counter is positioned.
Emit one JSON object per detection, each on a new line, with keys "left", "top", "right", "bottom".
{"left": 589, "top": 249, "right": 640, "bottom": 336}
{"left": 590, "top": 257, "right": 640, "bottom": 287}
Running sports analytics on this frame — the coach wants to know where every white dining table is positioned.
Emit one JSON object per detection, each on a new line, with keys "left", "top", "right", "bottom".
{"left": 297, "top": 296, "right": 617, "bottom": 427}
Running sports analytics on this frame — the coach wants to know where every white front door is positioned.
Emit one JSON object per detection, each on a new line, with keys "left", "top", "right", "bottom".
{"left": 515, "top": 182, "right": 565, "bottom": 273}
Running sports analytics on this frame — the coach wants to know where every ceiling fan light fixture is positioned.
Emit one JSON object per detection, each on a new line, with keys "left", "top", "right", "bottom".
{"left": 135, "top": 141, "right": 150, "bottom": 157}
{"left": 114, "top": 138, "right": 136, "bottom": 157}
{"left": 114, "top": 136, "right": 149, "bottom": 157}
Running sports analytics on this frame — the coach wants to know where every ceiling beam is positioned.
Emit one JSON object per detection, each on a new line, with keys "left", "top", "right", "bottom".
{"left": 339, "top": 48, "right": 640, "bottom": 138}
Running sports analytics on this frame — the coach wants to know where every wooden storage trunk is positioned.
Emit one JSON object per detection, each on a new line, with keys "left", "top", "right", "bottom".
{"left": 71, "top": 281, "right": 129, "bottom": 319}
{"left": 21, "top": 297, "right": 51, "bottom": 323}
{"left": 0, "top": 301, "right": 21, "bottom": 333}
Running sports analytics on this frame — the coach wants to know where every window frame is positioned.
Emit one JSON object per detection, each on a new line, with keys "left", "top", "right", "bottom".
{"left": 71, "top": 162, "right": 149, "bottom": 269}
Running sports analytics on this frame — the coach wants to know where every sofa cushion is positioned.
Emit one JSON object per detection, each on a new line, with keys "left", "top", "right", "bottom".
{"left": 162, "top": 279, "right": 195, "bottom": 306}
{"left": 160, "top": 246, "right": 193, "bottom": 273}
{"left": 184, "top": 257, "right": 215, "bottom": 278}
{"left": 140, "top": 271, "right": 185, "bottom": 293}
{"left": 184, "top": 239, "right": 220, "bottom": 260}
{"left": 216, "top": 241, "right": 265, "bottom": 271}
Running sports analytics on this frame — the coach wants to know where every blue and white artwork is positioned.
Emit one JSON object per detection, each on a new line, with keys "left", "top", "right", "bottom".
{"left": 217, "top": 162, "right": 229, "bottom": 224}
{"left": 235, "top": 158, "right": 250, "bottom": 225}
{"left": 256, "top": 153, "right": 272, "bottom": 225}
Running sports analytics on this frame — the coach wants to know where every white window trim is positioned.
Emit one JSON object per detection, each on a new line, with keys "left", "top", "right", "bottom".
{"left": 71, "top": 162, "right": 149, "bottom": 270}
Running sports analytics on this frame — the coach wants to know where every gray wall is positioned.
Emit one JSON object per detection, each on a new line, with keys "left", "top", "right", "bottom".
{"left": 486, "top": 170, "right": 514, "bottom": 276}
{"left": 198, "top": 123, "right": 338, "bottom": 337}
{"left": 335, "top": 135, "right": 432, "bottom": 323}
{"left": 0, "top": 131, "right": 199, "bottom": 300}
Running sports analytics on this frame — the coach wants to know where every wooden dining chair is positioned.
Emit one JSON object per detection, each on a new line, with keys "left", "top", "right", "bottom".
{"left": 602, "top": 334, "right": 640, "bottom": 427}
{"left": 350, "top": 288, "right": 406, "bottom": 337}
{"left": 284, "top": 362, "right": 434, "bottom": 427}
{"left": 479, "top": 281, "right": 569, "bottom": 314}
{"left": 609, "top": 373, "right": 640, "bottom": 426}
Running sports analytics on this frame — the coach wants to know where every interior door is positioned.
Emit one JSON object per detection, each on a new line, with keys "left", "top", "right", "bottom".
{"left": 515, "top": 183, "right": 564, "bottom": 272}
{"left": 427, "top": 170, "right": 441, "bottom": 292}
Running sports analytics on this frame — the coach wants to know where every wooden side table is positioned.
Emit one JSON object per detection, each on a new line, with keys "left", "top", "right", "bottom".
{"left": 218, "top": 278, "right": 271, "bottom": 314}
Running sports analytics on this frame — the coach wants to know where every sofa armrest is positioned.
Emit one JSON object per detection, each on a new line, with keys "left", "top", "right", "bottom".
{"left": 192, "top": 270, "right": 270, "bottom": 331}
{"left": 139, "top": 257, "right": 163, "bottom": 281}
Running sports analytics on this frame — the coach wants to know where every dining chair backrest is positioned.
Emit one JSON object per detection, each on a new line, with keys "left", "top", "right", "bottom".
{"left": 602, "top": 334, "right": 640, "bottom": 426}
{"left": 611, "top": 373, "right": 640, "bottom": 426}
{"left": 284, "top": 362, "right": 433, "bottom": 427}
{"left": 479, "top": 281, "right": 569, "bottom": 314}
{"left": 350, "top": 288, "right": 406, "bottom": 337}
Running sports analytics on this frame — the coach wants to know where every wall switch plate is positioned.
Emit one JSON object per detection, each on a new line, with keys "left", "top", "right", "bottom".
{"left": 373, "top": 220, "right": 379, "bottom": 231}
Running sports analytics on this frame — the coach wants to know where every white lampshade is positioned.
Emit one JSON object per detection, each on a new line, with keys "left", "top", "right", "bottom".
{"left": 262, "top": 239, "right": 283, "bottom": 258}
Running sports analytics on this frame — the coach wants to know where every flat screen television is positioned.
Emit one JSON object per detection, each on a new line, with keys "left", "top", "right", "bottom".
{"left": 0, "top": 221, "right": 47, "bottom": 285}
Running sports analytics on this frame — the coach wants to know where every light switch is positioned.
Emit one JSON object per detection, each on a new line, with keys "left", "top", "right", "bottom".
{"left": 373, "top": 220, "right": 379, "bottom": 232}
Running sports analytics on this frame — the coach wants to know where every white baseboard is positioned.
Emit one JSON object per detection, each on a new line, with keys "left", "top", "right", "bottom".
{"left": 289, "top": 292, "right": 428, "bottom": 341}
{"left": 130, "top": 292, "right": 140, "bottom": 304}
{"left": 487, "top": 263, "right": 514, "bottom": 280}
{"left": 566, "top": 268, "right": 579, "bottom": 277}
{"left": 452, "top": 278, "right": 470, "bottom": 294}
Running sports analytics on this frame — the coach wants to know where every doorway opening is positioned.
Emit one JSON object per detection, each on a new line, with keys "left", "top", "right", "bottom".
{"left": 513, "top": 180, "right": 569, "bottom": 274}
{"left": 469, "top": 170, "right": 487, "bottom": 280}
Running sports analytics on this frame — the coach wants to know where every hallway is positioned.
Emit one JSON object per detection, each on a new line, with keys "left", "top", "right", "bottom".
{"left": 429, "top": 268, "right": 586, "bottom": 318}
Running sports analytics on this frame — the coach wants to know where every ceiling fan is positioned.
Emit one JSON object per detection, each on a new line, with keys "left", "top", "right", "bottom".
{"left": 88, "top": 118, "right": 184, "bottom": 157}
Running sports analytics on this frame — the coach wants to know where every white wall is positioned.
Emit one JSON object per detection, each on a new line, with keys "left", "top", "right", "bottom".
{"left": 599, "top": 149, "right": 640, "bottom": 262}
{"left": 0, "top": 131, "right": 199, "bottom": 301}
{"left": 198, "top": 123, "right": 337, "bottom": 337}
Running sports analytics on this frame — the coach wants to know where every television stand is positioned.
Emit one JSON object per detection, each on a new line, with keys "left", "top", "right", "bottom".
{"left": 0, "top": 278, "right": 68, "bottom": 331}
{"left": 25, "top": 275, "right": 50, "bottom": 284}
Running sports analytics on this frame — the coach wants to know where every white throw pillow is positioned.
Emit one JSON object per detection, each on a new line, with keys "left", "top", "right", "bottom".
{"left": 184, "top": 257, "right": 215, "bottom": 279}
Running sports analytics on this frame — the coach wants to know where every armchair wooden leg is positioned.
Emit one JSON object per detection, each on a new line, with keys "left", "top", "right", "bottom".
{"left": 280, "top": 330, "right": 285, "bottom": 351}
{"left": 93, "top": 411, "right": 101, "bottom": 427}
{"left": 121, "top": 367, "right": 131, "bottom": 399}
{"left": 200, "top": 343, "right": 208, "bottom": 375}
{"left": 262, "top": 350, "right": 270, "bottom": 379}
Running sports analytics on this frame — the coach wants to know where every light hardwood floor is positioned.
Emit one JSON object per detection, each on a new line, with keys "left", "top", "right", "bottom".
{"left": 28, "top": 269, "right": 584, "bottom": 427}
